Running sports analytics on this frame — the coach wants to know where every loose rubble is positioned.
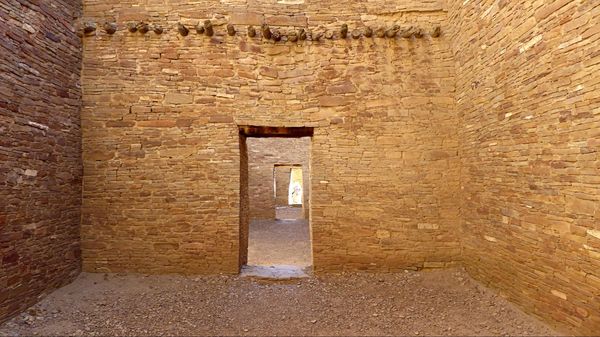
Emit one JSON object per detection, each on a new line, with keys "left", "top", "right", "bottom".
{"left": 0, "top": 269, "right": 558, "bottom": 336}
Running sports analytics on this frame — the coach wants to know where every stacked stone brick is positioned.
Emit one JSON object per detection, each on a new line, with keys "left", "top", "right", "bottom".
{"left": 1, "top": 0, "right": 599, "bottom": 334}
{"left": 449, "top": 0, "right": 600, "bottom": 334}
{"left": 0, "top": 0, "right": 83, "bottom": 324}
{"left": 80, "top": 0, "right": 460, "bottom": 276}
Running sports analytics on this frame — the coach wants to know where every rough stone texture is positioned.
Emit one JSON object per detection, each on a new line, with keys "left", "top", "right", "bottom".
{"left": 449, "top": 0, "right": 600, "bottom": 334}
{"left": 3, "top": 0, "right": 596, "bottom": 334}
{"left": 0, "top": 270, "right": 559, "bottom": 336}
{"left": 247, "top": 137, "right": 309, "bottom": 220}
{"left": 80, "top": 0, "right": 460, "bottom": 274}
{"left": 0, "top": 0, "right": 83, "bottom": 324}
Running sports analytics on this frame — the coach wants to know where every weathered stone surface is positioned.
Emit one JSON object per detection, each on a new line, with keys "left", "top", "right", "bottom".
{"left": 230, "top": 12, "right": 263, "bottom": 26}
{"left": 566, "top": 196, "right": 597, "bottom": 216}
{"left": 106, "top": 120, "right": 135, "bottom": 127}
{"left": 326, "top": 81, "right": 357, "bottom": 95}
{"left": 0, "top": 0, "right": 82, "bottom": 324}
{"left": 80, "top": 0, "right": 460, "bottom": 278}
{"left": 137, "top": 120, "right": 177, "bottom": 128}
{"left": 164, "top": 93, "right": 193, "bottom": 105}
{"left": 208, "top": 115, "right": 234, "bottom": 123}
{"left": 449, "top": 0, "right": 600, "bottom": 334}
{"left": 4, "top": 0, "right": 597, "bottom": 334}
{"left": 265, "top": 15, "right": 307, "bottom": 27}
{"left": 318, "top": 96, "right": 353, "bottom": 107}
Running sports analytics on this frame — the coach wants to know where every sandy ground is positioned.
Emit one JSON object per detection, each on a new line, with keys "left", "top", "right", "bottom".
{"left": 0, "top": 269, "right": 560, "bottom": 336}
{"left": 247, "top": 215, "right": 311, "bottom": 267}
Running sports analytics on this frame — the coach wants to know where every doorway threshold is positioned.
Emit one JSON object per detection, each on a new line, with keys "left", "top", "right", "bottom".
{"left": 241, "top": 265, "right": 310, "bottom": 280}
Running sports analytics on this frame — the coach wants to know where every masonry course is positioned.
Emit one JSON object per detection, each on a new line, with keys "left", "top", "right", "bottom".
{"left": 0, "top": 0, "right": 83, "bottom": 324}
{"left": 0, "top": 0, "right": 598, "bottom": 334}
{"left": 449, "top": 1, "right": 600, "bottom": 334}
{"left": 80, "top": 0, "right": 460, "bottom": 277}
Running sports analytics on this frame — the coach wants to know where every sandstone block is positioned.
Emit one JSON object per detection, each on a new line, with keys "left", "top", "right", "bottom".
{"left": 376, "top": 230, "right": 390, "bottom": 239}
{"left": 106, "top": 120, "right": 135, "bottom": 127}
{"left": 418, "top": 223, "right": 439, "bottom": 230}
{"left": 566, "top": 196, "right": 597, "bottom": 216}
{"left": 326, "top": 81, "right": 357, "bottom": 95}
{"left": 87, "top": 150, "right": 114, "bottom": 161}
{"left": 230, "top": 12, "right": 263, "bottom": 26}
{"left": 137, "top": 120, "right": 177, "bottom": 128}
{"left": 259, "top": 68, "right": 278, "bottom": 80}
{"left": 24, "top": 169, "right": 38, "bottom": 177}
{"left": 265, "top": 15, "right": 307, "bottom": 27}
{"left": 318, "top": 96, "right": 352, "bottom": 107}
{"left": 208, "top": 115, "right": 234, "bottom": 123}
{"left": 550, "top": 289, "right": 567, "bottom": 300}
{"left": 164, "top": 93, "right": 193, "bottom": 105}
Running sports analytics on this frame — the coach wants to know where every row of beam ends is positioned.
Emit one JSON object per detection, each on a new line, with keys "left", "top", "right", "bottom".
{"left": 83, "top": 21, "right": 442, "bottom": 41}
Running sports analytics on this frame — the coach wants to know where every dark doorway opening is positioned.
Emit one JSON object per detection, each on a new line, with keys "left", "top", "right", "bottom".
{"left": 239, "top": 126, "right": 313, "bottom": 275}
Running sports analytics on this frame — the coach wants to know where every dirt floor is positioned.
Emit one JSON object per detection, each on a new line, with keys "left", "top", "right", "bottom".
{"left": 0, "top": 269, "right": 559, "bottom": 336}
{"left": 247, "top": 212, "right": 311, "bottom": 267}
{"left": 275, "top": 206, "right": 305, "bottom": 220}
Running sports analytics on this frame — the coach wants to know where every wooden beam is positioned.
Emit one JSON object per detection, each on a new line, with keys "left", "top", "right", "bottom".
{"left": 103, "top": 22, "right": 116, "bottom": 35}
{"left": 84, "top": 22, "right": 97, "bottom": 34}
{"left": 239, "top": 126, "right": 314, "bottom": 138}
{"left": 127, "top": 22, "right": 137, "bottom": 33}
{"left": 247, "top": 26, "right": 256, "bottom": 37}
{"left": 340, "top": 24, "right": 348, "bottom": 39}
{"left": 227, "top": 24, "right": 236, "bottom": 36}
{"left": 137, "top": 22, "right": 149, "bottom": 34}
{"left": 177, "top": 23, "right": 189, "bottom": 36}
{"left": 261, "top": 23, "right": 271, "bottom": 39}
{"left": 204, "top": 20, "right": 214, "bottom": 36}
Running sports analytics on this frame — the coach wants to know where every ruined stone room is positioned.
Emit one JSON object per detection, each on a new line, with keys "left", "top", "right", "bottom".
{"left": 1, "top": 0, "right": 599, "bottom": 336}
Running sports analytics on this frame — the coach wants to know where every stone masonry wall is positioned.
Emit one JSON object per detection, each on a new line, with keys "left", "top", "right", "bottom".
{"left": 274, "top": 166, "right": 290, "bottom": 206}
{"left": 80, "top": 0, "right": 460, "bottom": 273}
{"left": 248, "top": 137, "right": 309, "bottom": 220}
{"left": 0, "top": 0, "right": 83, "bottom": 323}
{"left": 449, "top": 0, "right": 600, "bottom": 334}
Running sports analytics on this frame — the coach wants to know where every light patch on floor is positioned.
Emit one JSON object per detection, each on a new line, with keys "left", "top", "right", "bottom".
{"left": 247, "top": 214, "right": 311, "bottom": 268}
{"left": 275, "top": 206, "right": 304, "bottom": 220}
{"left": 241, "top": 265, "right": 309, "bottom": 280}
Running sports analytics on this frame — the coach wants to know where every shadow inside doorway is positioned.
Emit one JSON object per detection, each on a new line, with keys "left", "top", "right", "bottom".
{"left": 239, "top": 126, "right": 313, "bottom": 279}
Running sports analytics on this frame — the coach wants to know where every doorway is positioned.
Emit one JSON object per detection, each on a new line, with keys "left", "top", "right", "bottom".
{"left": 274, "top": 164, "right": 305, "bottom": 221}
{"left": 239, "top": 126, "right": 313, "bottom": 274}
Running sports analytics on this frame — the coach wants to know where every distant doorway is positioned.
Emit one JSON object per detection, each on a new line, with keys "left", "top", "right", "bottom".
{"left": 239, "top": 126, "right": 313, "bottom": 274}
{"left": 287, "top": 166, "right": 303, "bottom": 205}
{"left": 273, "top": 165, "right": 304, "bottom": 220}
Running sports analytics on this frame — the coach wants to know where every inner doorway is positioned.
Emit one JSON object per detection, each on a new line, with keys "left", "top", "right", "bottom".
{"left": 274, "top": 164, "right": 304, "bottom": 221}
{"left": 239, "top": 126, "right": 313, "bottom": 275}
